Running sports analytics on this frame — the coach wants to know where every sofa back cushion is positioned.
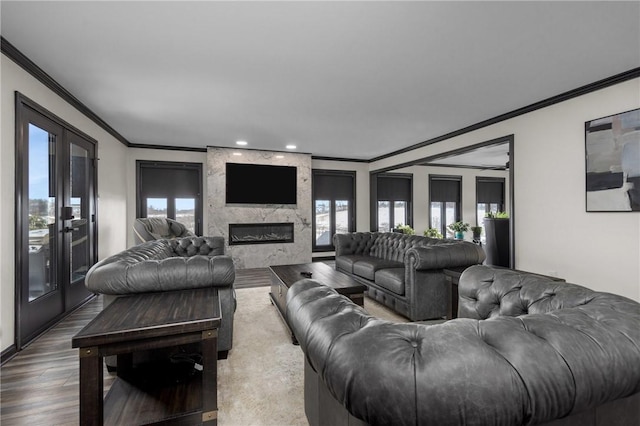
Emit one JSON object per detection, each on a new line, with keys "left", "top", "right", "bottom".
{"left": 368, "top": 233, "right": 442, "bottom": 262}
{"left": 169, "top": 236, "right": 225, "bottom": 257}
{"left": 459, "top": 265, "right": 608, "bottom": 319}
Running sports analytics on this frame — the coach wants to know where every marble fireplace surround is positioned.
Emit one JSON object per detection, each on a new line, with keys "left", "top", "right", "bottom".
{"left": 207, "top": 147, "right": 312, "bottom": 269}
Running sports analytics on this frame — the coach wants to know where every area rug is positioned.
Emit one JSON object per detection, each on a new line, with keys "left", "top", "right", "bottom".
{"left": 217, "top": 285, "right": 407, "bottom": 425}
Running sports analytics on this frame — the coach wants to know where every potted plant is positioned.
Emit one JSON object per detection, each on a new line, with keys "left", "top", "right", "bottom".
{"left": 447, "top": 221, "right": 469, "bottom": 240}
{"left": 394, "top": 224, "right": 415, "bottom": 235}
{"left": 471, "top": 226, "right": 482, "bottom": 241}
{"left": 423, "top": 228, "right": 443, "bottom": 239}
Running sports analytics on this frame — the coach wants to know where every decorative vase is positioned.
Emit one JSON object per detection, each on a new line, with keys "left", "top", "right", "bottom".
{"left": 454, "top": 231, "right": 464, "bottom": 240}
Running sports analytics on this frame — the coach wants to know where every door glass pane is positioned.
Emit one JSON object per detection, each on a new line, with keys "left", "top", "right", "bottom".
{"left": 431, "top": 202, "right": 442, "bottom": 235}
{"left": 28, "top": 124, "right": 57, "bottom": 301}
{"left": 147, "top": 198, "right": 167, "bottom": 218}
{"left": 477, "top": 203, "right": 488, "bottom": 227}
{"left": 176, "top": 198, "right": 196, "bottom": 233}
{"left": 445, "top": 202, "right": 457, "bottom": 237}
{"left": 394, "top": 201, "right": 407, "bottom": 227}
{"left": 69, "top": 143, "right": 90, "bottom": 283}
{"left": 378, "top": 201, "right": 390, "bottom": 232}
{"left": 315, "top": 200, "right": 331, "bottom": 245}
{"left": 335, "top": 200, "right": 349, "bottom": 234}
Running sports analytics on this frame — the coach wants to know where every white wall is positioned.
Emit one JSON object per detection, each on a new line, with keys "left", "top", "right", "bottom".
{"left": 372, "top": 79, "right": 640, "bottom": 301}
{"left": 1, "top": 54, "right": 129, "bottom": 352}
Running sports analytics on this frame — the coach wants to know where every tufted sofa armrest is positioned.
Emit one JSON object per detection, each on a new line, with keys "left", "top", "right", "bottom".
{"left": 169, "top": 236, "right": 226, "bottom": 257}
{"left": 406, "top": 242, "right": 485, "bottom": 271}
{"left": 286, "top": 279, "right": 640, "bottom": 426}
{"left": 85, "top": 239, "right": 235, "bottom": 295}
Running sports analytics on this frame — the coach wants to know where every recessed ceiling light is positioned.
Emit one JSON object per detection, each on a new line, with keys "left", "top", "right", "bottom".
{"left": 236, "top": 140, "right": 248, "bottom": 146}
{"left": 232, "top": 152, "right": 242, "bottom": 156}
{"left": 286, "top": 144, "right": 297, "bottom": 150}
{"left": 275, "top": 155, "right": 284, "bottom": 159}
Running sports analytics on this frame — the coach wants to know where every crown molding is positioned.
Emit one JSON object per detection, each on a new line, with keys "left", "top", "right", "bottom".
{"left": 371, "top": 67, "right": 640, "bottom": 163}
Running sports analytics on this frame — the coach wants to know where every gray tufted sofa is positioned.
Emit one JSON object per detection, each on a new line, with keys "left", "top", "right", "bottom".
{"left": 286, "top": 265, "right": 640, "bottom": 426}
{"left": 85, "top": 236, "right": 236, "bottom": 358}
{"left": 334, "top": 232, "right": 486, "bottom": 320}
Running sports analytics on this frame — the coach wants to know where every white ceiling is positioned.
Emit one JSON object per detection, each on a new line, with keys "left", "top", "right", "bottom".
{"left": 2, "top": 1, "right": 639, "bottom": 162}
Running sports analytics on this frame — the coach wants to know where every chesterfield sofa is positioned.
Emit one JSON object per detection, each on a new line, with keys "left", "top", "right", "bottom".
{"left": 85, "top": 236, "right": 236, "bottom": 358}
{"left": 286, "top": 265, "right": 640, "bottom": 426}
{"left": 333, "top": 232, "right": 486, "bottom": 320}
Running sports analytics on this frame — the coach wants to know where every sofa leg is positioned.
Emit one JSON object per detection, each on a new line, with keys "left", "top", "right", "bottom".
{"left": 217, "top": 350, "right": 229, "bottom": 360}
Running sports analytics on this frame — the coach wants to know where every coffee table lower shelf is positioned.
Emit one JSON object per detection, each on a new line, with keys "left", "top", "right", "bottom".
{"left": 104, "top": 370, "right": 204, "bottom": 425}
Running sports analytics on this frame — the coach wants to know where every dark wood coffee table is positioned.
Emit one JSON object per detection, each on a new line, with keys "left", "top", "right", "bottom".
{"left": 269, "top": 262, "right": 366, "bottom": 344}
{"left": 72, "top": 287, "right": 221, "bottom": 425}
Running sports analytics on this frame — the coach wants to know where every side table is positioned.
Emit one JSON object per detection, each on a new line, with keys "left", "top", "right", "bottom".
{"left": 72, "top": 287, "right": 221, "bottom": 425}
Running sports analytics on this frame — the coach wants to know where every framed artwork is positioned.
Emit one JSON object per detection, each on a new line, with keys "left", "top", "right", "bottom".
{"left": 585, "top": 108, "right": 640, "bottom": 212}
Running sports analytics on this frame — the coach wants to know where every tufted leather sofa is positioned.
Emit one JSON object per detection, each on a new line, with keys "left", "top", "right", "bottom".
{"left": 334, "top": 232, "right": 486, "bottom": 320}
{"left": 85, "top": 236, "right": 236, "bottom": 357}
{"left": 286, "top": 265, "right": 640, "bottom": 426}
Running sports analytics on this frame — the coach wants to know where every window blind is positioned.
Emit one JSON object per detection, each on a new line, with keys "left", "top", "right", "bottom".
{"left": 314, "top": 173, "right": 354, "bottom": 200}
{"left": 477, "top": 179, "right": 504, "bottom": 204}
{"left": 377, "top": 175, "right": 411, "bottom": 201}
{"left": 430, "top": 178, "right": 460, "bottom": 202}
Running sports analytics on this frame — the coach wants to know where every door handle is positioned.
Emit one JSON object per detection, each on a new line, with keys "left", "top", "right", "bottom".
{"left": 64, "top": 227, "right": 79, "bottom": 233}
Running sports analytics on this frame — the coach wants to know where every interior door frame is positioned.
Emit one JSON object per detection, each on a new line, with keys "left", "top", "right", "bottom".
{"left": 14, "top": 92, "right": 98, "bottom": 349}
{"left": 369, "top": 134, "right": 515, "bottom": 268}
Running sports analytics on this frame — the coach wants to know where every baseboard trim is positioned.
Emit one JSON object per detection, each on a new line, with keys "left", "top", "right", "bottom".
{"left": 1, "top": 344, "right": 18, "bottom": 366}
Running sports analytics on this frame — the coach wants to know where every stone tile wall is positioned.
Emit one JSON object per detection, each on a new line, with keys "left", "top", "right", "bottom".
{"left": 207, "top": 147, "right": 312, "bottom": 269}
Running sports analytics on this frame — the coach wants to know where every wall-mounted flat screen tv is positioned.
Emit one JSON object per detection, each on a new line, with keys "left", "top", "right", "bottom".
{"left": 226, "top": 163, "right": 297, "bottom": 205}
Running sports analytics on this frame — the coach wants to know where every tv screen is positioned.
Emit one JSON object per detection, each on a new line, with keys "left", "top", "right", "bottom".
{"left": 226, "top": 163, "right": 297, "bottom": 205}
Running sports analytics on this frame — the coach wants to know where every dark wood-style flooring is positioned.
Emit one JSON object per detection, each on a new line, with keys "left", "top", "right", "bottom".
{"left": 0, "top": 268, "right": 272, "bottom": 426}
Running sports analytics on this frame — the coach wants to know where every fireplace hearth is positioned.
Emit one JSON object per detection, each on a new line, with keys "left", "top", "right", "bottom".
{"left": 229, "top": 223, "right": 294, "bottom": 245}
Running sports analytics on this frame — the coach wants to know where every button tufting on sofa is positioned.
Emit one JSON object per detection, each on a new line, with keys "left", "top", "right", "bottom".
{"left": 287, "top": 266, "right": 640, "bottom": 426}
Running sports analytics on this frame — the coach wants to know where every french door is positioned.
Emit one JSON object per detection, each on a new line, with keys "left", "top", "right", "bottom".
{"left": 16, "top": 94, "right": 97, "bottom": 348}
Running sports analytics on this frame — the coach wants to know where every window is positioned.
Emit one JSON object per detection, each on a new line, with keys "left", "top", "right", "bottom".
{"left": 375, "top": 173, "right": 412, "bottom": 232}
{"left": 136, "top": 161, "right": 203, "bottom": 235}
{"left": 312, "top": 170, "right": 356, "bottom": 251}
{"left": 476, "top": 177, "right": 505, "bottom": 225}
{"left": 429, "top": 175, "right": 461, "bottom": 238}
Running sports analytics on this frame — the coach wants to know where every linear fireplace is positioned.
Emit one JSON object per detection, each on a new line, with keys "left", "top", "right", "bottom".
{"left": 229, "top": 222, "right": 294, "bottom": 245}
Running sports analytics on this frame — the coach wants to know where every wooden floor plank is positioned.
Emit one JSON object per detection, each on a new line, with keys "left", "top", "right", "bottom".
{"left": 1, "top": 295, "right": 114, "bottom": 425}
{"left": 0, "top": 265, "right": 321, "bottom": 424}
